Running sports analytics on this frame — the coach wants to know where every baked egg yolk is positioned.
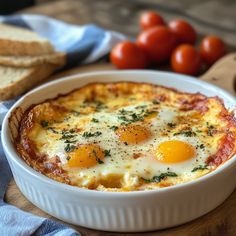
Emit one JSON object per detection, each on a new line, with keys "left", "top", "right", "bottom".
{"left": 67, "top": 144, "right": 104, "bottom": 168}
{"left": 116, "top": 124, "right": 151, "bottom": 144}
{"left": 156, "top": 140, "right": 195, "bottom": 163}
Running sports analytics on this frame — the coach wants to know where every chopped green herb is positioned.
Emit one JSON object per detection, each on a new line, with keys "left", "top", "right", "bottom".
{"left": 71, "top": 110, "right": 80, "bottom": 116}
{"left": 167, "top": 122, "right": 176, "bottom": 128}
{"left": 196, "top": 144, "right": 202, "bottom": 149}
{"left": 174, "top": 130, "right": 196, "bottom": 137}
{"left": 68, "top": 129, "right": 76, "bottom": 133}
{"left": 118, "top": 108, "right": 157, "bottom": 124}
{"left": 118, "top": 115, "right": 132, "bottom": 122}
{"left": 191, "top": 165, "right": 208, "bottom": 172}
{"left": 93, "top": 150, "right": 104, "bottom": 164}
{"left": 48, "top": 127, "right": 59, "bottom": 134}
{"left": 60, "top": 129, "right": 77, "bottom": 140}
{"left": 152, "top": 99, "right": 160, "bottom": 105}
{"left": 61, "top": 129, "right": 74, "bottom": 134}
{"left": 199, "top": 144, "right": 205, "bottom": 149}
{"left": 118, "top": 112, "right": 143, "bottom": 123}
{"left": 206, "top": 122, "right": 215, "bottom": 136}
{"left": 142, "top": 172, "right": 177, "bottom": 183}
{"left": 119, "top": 109, "right": 127, "bottom": 115}
{"left": 95, "top": 101, "right": 107, "bottom": 110}
{"left": 207, "top": 126, "right": 215, "bottom": 136}
{"left": 144, "top": 110, "right": 156, "bottom": 117}
{"left": 81, "top": 100, "right": 107, "bottom": 110}
{"left": 66, "top": 156, "right": 71, "bottom": 161}
{"left": 40, "top": 120, "right": 49, "bottom": 128}
{"left": 64, "top": 143, "right": 76, "bottom": 152}
{"left": 196, "top": 144, "right": 205, "bottom": 149}
{"left": 136, "top": 105, "right": 147, "bottom": 109}
{"left": 82, "top": 131, "right": 102, "bottom": 138}
{"left": 131, "top": 113, "right": 143, "bottom": 121}
{"left": 104, "top": 149, "right": 111, "bottom": 157}
{"left": 60, "top": 133, "right": 76, "bottom": 140}
{"left": 91, "top": 118, "right": 99, "bottom": 123}
{"left": 64, "top": 116, "right": 71, "bottom": 121}
{"left": 184, "top": 130, "right": 196, "bottom": 137}
{"left": 97, "top": 159, "right": 104, "bottom": 164}
{"left": 64, "top": 139, "right": 77, "bottom": 144}
{"left": 110, "top": 125, "right": 118, "bottom": 131}
{"left": 196, "top": 130, "right": 202, "bottom": 133}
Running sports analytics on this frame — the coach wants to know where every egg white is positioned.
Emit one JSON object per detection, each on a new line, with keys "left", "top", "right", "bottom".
{"left": 35, "top": 102, "right": 214, "bottom": 189}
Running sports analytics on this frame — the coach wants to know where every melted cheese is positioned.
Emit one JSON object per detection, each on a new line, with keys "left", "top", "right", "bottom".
{"left": 17, "top": 82, "right": 236, "bottom": 191}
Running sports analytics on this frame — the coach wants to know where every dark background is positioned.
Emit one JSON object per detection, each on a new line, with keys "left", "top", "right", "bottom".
{"left": 0, "top": 0, "right": 35, "bottom": 14}
{"left": 1, "top": 0, "right": 236, "bottom": 49}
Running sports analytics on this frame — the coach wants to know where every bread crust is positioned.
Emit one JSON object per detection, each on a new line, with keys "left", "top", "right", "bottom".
{"left": 0, "top": 52, "right": 66, "bottom": 67}
{"left": 0, "top": 64, "right": 57, "bottom": 100}
{"left": 0, "top": 39, "right": 54, "bottom": 56}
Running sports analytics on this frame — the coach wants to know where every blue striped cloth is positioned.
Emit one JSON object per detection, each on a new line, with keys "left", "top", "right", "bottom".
{"left": 0, "top": 14, "right": 125, "bottom": 235}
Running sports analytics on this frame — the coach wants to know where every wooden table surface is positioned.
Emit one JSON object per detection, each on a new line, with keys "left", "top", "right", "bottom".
{"left": 30, "top": 0, "right": 236, "bottom": 48}
{"left": 5, "top": 0, "right": 236, "bottom": 235}
{"left": 6, "top": 56, "right": 236, "bottom": 235}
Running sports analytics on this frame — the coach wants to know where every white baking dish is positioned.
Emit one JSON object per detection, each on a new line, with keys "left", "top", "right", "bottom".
{"left": 2, "top": 71, "right": 236, "bottom": 232}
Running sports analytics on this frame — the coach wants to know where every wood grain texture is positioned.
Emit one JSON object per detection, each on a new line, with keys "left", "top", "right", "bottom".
{"left": 5, "top": 53, "right": 236, "bottom": 235}
{"left": 200, "top": 53, "right": 236, "bottom": 96}
{"left": 28, "top": 0, "right": 236, "bottom": 47}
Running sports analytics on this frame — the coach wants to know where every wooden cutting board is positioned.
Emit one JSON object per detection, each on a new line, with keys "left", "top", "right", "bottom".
{"left": 5, "top": 53, "right": 236, "bottom": 236}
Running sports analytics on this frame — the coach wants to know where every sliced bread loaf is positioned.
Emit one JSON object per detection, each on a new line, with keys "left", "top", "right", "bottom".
{"left": 0, "top": 64, "right": 57, "bottom": 100}
{"left": 0, "top": 24, "right": 54, "bottom": 56}
{"left": 0, "top": 52, "right": 66, "bottom": 67}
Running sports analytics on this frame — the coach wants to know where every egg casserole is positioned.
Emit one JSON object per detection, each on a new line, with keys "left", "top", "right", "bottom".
{"left": 16, "top": 82, "right": 236, "bottom": 191}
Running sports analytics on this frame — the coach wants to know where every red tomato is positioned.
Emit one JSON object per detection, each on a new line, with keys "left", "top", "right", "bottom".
{"left": 136, "top": 26, "right": 177, "bottom": 64}
{"left": 171, "top": 44, "right": 201, "bottom": 75}
{"left": 140, "top": 11, "right": 165, "bottom": 30}
{"left": 200, "top": 36, "right": 226, "bottom": 66}
{"left": 110, "top": 41, "right": 148, "bottom": 69}
{"left": 168, "top": 19, "right": 197, "bottom": 45}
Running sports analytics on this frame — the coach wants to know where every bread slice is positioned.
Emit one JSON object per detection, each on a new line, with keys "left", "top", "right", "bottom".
{"left": 0, "top": 52, "right": 66, "bottom": 67}
{"left": 0, "top": 24, "right": 54, "bottom": 56}
{"left": 0, "top": 64, "right": 57, "bottom": 100}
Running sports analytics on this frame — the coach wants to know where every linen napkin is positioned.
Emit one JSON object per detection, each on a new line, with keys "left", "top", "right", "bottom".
{"left": 0, "top": 14, "right": 125, "bottom": 235}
